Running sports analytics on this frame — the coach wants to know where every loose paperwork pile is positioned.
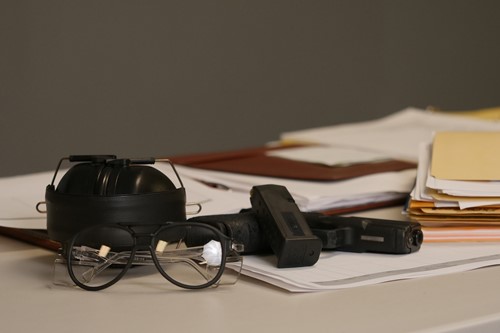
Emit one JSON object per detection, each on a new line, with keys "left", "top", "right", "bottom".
{"left": 407, "top": 131, "right": 500, "bottom": 241}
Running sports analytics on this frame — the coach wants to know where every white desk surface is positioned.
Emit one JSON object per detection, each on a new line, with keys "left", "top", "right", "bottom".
{"left": 2, "top": 207, "right": 500, "bottom": 333}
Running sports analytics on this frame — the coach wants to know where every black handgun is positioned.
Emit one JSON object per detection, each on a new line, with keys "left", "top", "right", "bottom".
{"left": 189, "top": 184, "right": 423, "bottom": 262}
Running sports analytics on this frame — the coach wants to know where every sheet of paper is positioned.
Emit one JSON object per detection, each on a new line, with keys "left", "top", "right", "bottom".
{"left": 0, "top": 171, "right": 51, "bottom": 229}
{"left": 281, "top": 107, "right": 500, "bottom": 163}
{"left": 238, "top": 242, "right": 500, "bottom": 292}
{"left": 431, "top": 131, "right": 500, "bottom": 181}
{"left": 266, "top": 146, "right": 390, "bottom": 166}
{"left": 411, "top": 143, "right": 435, "bottom": 202}
{"left": 162, "top": 171, "right": 251, "bottom": 216}
{"left": 426, "top": 175, "right": 500, "bottom": 195}
{"left": 430, "top": 192, "right": 500, "bottom": 210}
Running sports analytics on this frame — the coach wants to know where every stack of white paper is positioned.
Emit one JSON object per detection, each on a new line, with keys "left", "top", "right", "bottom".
{"left": 237, "top": 242, "right": 500, "bottom": 292}
{"left": 171, "top": 164, "right": 416, "bottom": 214}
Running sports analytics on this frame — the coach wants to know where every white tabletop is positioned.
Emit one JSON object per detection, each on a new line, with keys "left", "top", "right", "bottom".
{"left": 2, "top": 207, "right": 500, "bottom": 333}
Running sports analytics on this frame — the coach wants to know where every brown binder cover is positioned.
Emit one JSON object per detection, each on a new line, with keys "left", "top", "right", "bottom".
{"left": 171, "top": 145, "right": 416, "bottom": 181}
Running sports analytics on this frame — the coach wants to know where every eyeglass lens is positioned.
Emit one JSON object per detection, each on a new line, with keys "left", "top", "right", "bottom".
{"left": 68, "top": 226, "right": 134, "bottom": 289}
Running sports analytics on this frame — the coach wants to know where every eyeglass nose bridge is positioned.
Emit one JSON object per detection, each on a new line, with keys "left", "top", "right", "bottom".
{"left": 131, "top": 233, "right": 155, "bottom": 249}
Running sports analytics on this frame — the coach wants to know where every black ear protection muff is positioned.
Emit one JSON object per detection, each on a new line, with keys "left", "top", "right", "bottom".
{"left": 44, "top": 155, "right": 187, "bottom": 243}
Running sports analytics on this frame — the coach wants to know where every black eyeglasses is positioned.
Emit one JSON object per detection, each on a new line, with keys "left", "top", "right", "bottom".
{"left": 59, "top": 222, "right": 243, "bottom": 291}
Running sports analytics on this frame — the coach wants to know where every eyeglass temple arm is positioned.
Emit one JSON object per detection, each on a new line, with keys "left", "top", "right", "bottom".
{"left": 80, "top": 251, "right": 130, "bottom": 283}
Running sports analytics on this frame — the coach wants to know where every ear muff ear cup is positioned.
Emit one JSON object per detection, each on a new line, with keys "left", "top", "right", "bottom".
{"left": 46, "top": 157, "right": 186, "bottom": 243}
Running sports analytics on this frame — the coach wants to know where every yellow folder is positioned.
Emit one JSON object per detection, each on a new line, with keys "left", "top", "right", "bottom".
{"left": 431, "top": 131, "right": 500, "bottom": 181}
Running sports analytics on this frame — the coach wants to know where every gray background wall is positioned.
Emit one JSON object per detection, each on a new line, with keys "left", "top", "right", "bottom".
{"left": 1, "top": 0, "right": 500, "bottom": 177}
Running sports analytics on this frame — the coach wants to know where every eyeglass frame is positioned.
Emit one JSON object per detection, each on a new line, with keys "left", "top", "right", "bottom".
{"left": 62, "top": 221, "right": 242, "bottom": 291}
